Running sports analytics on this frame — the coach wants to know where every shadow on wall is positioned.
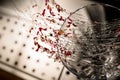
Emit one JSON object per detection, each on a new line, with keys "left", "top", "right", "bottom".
{"left": 0, "top": 0, "right": 23, "bottom": 7}
{"left": 0, "top": 69, "right": 23, "bottom": 80}
{"left": 91, "top": 0, "right": 120, "bottom": 8}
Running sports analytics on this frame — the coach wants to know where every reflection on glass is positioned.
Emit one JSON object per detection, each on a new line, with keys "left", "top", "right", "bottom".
{"left": 58, "top": 3, "right": 120, "bottom": 80}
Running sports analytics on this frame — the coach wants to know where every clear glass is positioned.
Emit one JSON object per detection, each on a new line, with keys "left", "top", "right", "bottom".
{"left": 58, "top": 3, "right": 120, "bottom": 80}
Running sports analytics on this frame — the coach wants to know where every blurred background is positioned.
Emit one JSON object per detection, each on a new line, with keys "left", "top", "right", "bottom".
{"left": 0, "top": 0, "right": 120, "bottom": 80}
{"left": 0, "top": 0, "right": 89, "bottom": 80}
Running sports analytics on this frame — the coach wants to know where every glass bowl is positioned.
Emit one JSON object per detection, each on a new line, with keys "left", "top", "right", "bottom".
{"left": 57, "top": 3, "right": 120, "bottom": 80}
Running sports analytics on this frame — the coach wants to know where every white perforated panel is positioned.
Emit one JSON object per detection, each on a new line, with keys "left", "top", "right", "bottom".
{"left": 0, "top": 0, "right": 96, "bottom": 80}
{"left": 0, "top": 0, "right": 82, "bottom": 80}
